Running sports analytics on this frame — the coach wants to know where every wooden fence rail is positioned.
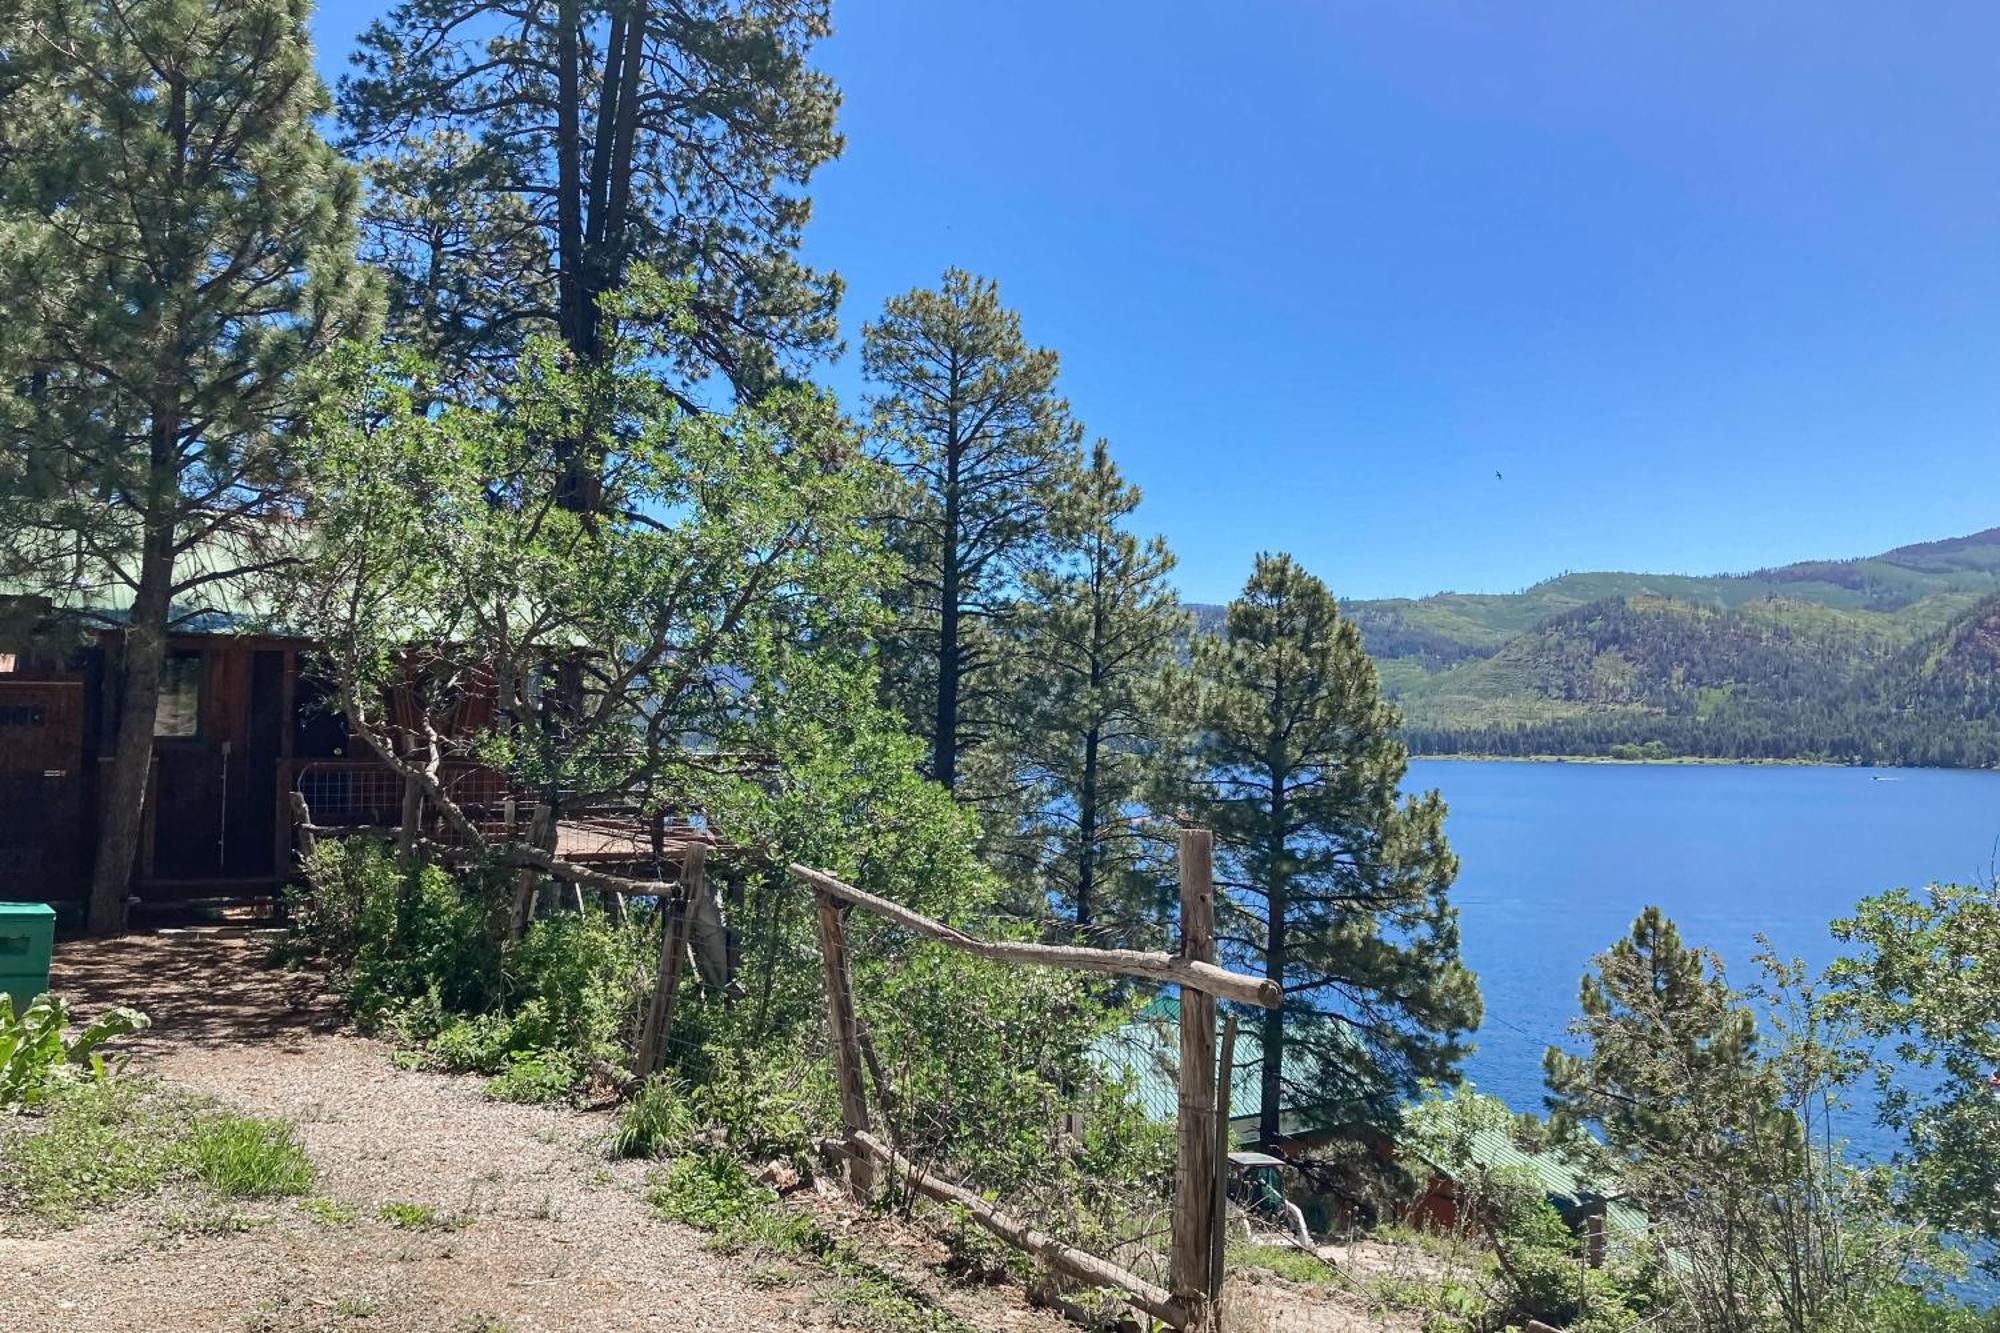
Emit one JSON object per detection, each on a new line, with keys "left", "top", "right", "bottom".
{"left": 792, "top": 829, "right": 1277, "bottom": 1332}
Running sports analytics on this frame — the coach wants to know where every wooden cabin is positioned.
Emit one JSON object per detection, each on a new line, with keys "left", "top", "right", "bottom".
{"left": 0, "top": 599, "right": 357, "bottom": 921}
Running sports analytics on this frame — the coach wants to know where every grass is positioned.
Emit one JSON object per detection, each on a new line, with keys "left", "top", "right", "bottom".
{"left": 189, "top": 1113, "right": 315, "bottom": 1199}
{"left": 1227, "top": 1241, "right": 1340, "bottom": 1286}
{"left": 0, "top": 1079, "right": 318, "bottom": 1229}
{"left": 646, "top": 1150, "right": 970, "bottom": 1333}
{"left": 0, "top": 1080, "right": 316, "bottom": 1228}
{"left": 610, "top": 1075, "right": 693, "bottom": 1160}
{"left": 0, "top": 1081, "right": 187, "bottom": 1223}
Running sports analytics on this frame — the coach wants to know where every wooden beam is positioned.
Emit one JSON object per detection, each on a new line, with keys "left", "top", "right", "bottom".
{"left": 814, "top": 890, "right": 874, "bottom": 1197}
{"left": 837, "top": 1130, "right": 1186, "bottom": 1329}
{"left": 787, "top": 863, "right": 1280, "bottom": 1010}
{"left": 1173, "top": 827, "right": 1220, "bottom": 1331}
{"left": 637, "top": 842, "right": 702, "bottom": 1076}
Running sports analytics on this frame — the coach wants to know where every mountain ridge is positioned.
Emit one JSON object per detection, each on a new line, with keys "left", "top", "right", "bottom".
{"left": 1190, "top": 527, "right": 2000, "bottom": 766}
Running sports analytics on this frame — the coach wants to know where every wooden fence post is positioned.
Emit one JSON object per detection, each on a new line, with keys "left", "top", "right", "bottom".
{"left": 813, "top": 886, "right": 875, "bottom": 1197}
{"left": 509, "top": 803, "right": 549, "bottom": 940}
{"left": 1173, "top": 826, "right": 1220, "bottom": 1331}
{"left": 288, "top": 792, "right": 317, "bottom": 866}
{"left": 1211, "top": 1012, "right": 1238, "bottom": 1302}
{"left": 637, "top": 842, "right": 702, "bottom": 1077}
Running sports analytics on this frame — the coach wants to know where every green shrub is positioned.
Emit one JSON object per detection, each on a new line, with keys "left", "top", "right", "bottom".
{"left": 0, "top": 993, "right": 149, "bottom": 1106}
{"left": 504, "top": 909, "right": 651, "bottom": 1060}
{"left": 612, "top": 1076, "right": 694, "bottom": 1160}
{"left": 188, "top": 1113, "right": 315, "bottom": 1199}
{"left": 483, "top": 1048, "right": 582, "bottom": 1104}
{"left": 293, "top": 840, "right": 507, "bottom": 1027}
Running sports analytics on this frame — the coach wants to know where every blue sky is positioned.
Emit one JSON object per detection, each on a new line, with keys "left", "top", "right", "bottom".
{"left": 310, "top": 1, "right": 2000, "bottom": 602}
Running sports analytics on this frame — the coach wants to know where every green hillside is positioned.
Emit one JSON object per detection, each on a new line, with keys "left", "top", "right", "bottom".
{"left": 1194, "top": 528, "right": 2000, "bottom": 766}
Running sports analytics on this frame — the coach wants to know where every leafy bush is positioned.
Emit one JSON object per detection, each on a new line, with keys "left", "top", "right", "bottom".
{"left": 188, "top": 1113, "right": 315, "bottom": 1198}
{"left": 483, "top": 1048, "right": 584, "bottom": 1104}
{"left": 292, "top": 839, "right": 654, "bottom": 1103}
{"left": 0, "top": 993, "right": 149, "bottom": 1106}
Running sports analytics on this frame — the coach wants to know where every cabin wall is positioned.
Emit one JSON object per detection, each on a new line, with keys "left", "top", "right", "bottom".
{"left": 0, "top": 621, "right": 305, "bottom": 910}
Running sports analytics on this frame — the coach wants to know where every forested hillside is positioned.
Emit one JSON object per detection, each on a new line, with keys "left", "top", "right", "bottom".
{"left": 1198, "top": 528, "right": 2000, "bottom": 766}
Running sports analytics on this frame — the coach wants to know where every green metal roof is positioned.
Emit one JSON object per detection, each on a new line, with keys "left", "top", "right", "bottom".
{"left": 1093, "top": 1001, "right": 1649, "bottom": 1241}
{"left": 1092, "top": 994, "right": 1384, "bottom": 1143}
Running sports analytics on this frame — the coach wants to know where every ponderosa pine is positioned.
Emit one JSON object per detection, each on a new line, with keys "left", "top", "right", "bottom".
{"left": 1184, "top": 553, "right": 1479, "bottom": 1146}
{"left": 0, "top": 0, "right": 377, "bottom": 933}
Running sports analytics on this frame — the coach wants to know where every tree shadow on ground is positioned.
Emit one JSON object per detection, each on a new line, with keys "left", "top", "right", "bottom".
{"left": 49, "top": 930, "right": 345, "bottom": 1054}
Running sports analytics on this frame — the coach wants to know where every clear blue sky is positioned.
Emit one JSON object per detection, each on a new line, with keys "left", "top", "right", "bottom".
{"left": 310, "top": 1, "right": 2000, "bottom": 602}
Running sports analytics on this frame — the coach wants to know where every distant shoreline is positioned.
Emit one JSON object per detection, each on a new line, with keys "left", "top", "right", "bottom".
{"left": 1413, "top": 753, "right": 1877, "bottom": 768}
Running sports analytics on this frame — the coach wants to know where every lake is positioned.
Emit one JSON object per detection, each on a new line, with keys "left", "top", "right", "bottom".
{"left": 1409, "top": 759, "right": 2000, "bottom": 1145}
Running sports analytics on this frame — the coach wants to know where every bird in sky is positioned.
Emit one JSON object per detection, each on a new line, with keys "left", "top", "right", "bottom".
{"left": 1494, "top": 470, "right": 1504, "bottom": 481}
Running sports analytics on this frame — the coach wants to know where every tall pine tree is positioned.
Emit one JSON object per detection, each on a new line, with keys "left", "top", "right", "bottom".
{"left": 1002, "top": 442, "right": 1187, "bottom": 946}
{"left": 861, "top": 269, "right": 1081, "bottom": 795}
{"left": 0, "top": 0, "right": 377, "bottom": 933}
{"left": 339, "top": 0, "right": 840, "bottom": 408}
{"left": 1185, "top": 554, "right": 1480, "bottom": 1145}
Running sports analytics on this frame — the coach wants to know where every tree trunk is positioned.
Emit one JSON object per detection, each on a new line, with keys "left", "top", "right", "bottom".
{"left": 1076, "top": 723, "right": 1099, "bottom": 936}
{"left": 934, "top": 435, "right": 962, "bottom": 792}
{"left": 88, "top": 527, "right": 176, "bottom": 935}
{"left": 1258, "top": 786, "right": 1288, "bottom": 1148}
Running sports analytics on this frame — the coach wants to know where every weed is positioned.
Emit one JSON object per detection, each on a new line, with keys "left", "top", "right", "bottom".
{"left": 451, "top": 1316, "right": 508, "bottom": 1332}
{"left": 483, "top": 1049, "right": 580, "bottom": 1104}
{"left": 0, "top": 993, "right": 150, "bottom": 1107}
{"left": 160, "top": 1205, "right": 273, "bottom": 1237}
{"left": 189, "top": 1113, "right": 315, "bottom": 1199}
{"left": 645, "top": 1149, "right": 966, "bottom": 1332}
{"left": 1227, "top": 1241, "right": 1339, "bottom": 1286}
{"left": 333, "top": 1296, "right": 380, "bottom": 1317}
{"left": 0, "top": 1080, "right": 185, "bottom": 1222}
{"left": 301, "top": 1196, "right": 359, "bottom": 1227}
{"left": 377, "top": 1200, "right": 467, "bottom": 1231}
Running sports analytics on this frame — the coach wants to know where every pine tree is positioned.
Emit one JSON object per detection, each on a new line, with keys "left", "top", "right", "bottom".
{"left": 339, "top": 0, "right": 840, "bottom": 407}
{"left": 861, "top": 269, "right": 1082, "bottom": 795}
{"left": 1001, "top": 442, "right": 1187, "bottom": 946}
{"left": 0, "top": 0, "right": 377, "bottom": 933}
{"left": 1185, "top": 554, "right": 1479, "bottom": 1145}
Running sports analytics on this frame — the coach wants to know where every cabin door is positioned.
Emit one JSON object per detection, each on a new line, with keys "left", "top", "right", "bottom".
{"left": 0, "top": 679, "right": 84, "bottom": 902}
{"left": 149, "top": 649, "right": 286, "bottom": 885}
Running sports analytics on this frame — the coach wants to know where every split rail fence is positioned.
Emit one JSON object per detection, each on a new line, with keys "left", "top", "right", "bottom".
{"left": 793, "top": 828, "right": 1279, "bottom": 1332}
{"left": 290, "top": 790, "right": 1275, "bottom": 1330}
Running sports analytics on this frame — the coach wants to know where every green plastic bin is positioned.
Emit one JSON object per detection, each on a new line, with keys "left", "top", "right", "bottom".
{"left": 0, "top": 902, "right": 56, "bottom": 1011}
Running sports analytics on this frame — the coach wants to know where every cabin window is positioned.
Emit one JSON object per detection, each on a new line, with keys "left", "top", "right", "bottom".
{"left": 154, "top": 651, "right": 203, "bottom": 738}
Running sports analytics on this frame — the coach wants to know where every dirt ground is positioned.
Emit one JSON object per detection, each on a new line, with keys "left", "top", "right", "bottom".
{"left": 4, "top": 931, "right": 1405, "bottom": 1333}
{"left": 6, "top": 931, "right": 1072, "bottom": 1332}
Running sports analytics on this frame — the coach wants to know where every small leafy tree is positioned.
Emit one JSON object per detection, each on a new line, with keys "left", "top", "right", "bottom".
{"left": 0, "top": 0, "right": 378, "bottom": 932}
{"left": 1829, "top": 883, "right": 2000, "bottom": 1275}
{"left": 1181, "top": 553, "right": 1480, "bottom": 1147}
{"left": 281, "top": 279, "right": 892, "bottom": 873}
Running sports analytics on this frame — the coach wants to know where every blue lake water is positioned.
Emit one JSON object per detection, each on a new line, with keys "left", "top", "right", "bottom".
{"left": 1407, "top": 759, "right": 2000, "bottom": 1151}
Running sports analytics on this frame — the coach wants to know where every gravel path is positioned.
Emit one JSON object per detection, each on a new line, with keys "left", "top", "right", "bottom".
{"left": 2, "top": 930, "right": 1043, "bottom": 1333}
{"left": 6, "top": 930, "right": 1401, "bottom": 1333}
